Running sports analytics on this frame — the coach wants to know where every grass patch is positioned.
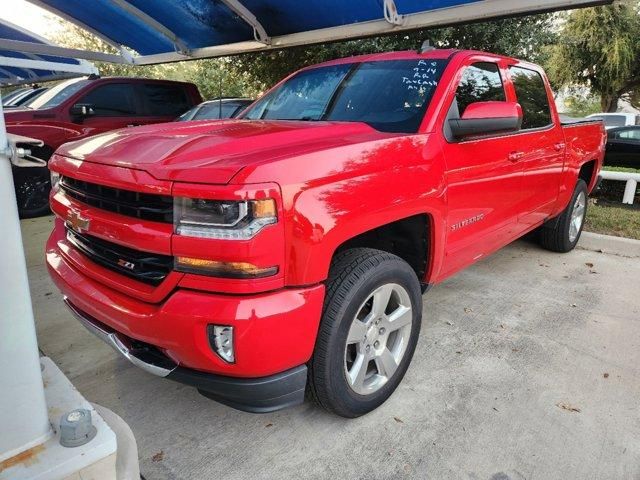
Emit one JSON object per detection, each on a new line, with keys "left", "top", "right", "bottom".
{"left": 585, "top": 200, "right": 640, "bottom": 240}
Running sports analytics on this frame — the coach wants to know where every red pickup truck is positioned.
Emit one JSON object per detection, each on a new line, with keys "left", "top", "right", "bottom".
{"left": 46, "top": 50, "right": 605, "bottom": 417}
{"left": 6, "top": 76, "right": 202, "bottom": 217}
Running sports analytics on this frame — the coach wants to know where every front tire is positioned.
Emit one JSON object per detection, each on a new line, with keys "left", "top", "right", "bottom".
{"left": 539, "top": 179, "right": 588, "bottom": 253}
{"left": 309, "top": 248, "right": 422, "bottom": 418}
{"left": 13, "top": 165, "right": 52, "bottom": 218}
{"left": 12, "top": 145, "right": 54, "bottom": 219}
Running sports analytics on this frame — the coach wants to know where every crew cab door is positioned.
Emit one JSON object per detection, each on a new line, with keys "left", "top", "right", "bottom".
{"left": 70, "top": 83, "right": 143, "bottom": 132}
{"left": 506, "top": 65, "right": 565, "bottom": 227}
{"left": 440, "top": 59, "right": 526, "bottom": 277}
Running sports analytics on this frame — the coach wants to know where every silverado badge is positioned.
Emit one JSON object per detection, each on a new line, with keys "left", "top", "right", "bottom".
{"left": 67, "top": 210, "right": 90, "bottom": 234}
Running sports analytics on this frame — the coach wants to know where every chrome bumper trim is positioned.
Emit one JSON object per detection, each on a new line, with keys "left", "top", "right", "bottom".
{"left": 63, "top": 297, "right": 176, "bottom": 378}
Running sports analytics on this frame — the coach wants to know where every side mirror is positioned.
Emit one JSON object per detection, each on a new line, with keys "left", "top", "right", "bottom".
{"left": 70, "top": 103, "right": 95, "bottom": 117}
{"left": 449, "top": 101, "right": 522, "bottom": 140}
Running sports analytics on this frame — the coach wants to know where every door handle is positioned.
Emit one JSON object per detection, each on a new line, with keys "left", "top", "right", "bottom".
{"left": 554, "top": 142, "right": 566, "bottom": 151}
{"left": 508, "top": 151, "right": 525, "bottom": 162}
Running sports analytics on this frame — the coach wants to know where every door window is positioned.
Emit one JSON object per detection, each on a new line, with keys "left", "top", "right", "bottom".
{"left": 455, "top": 62, "right": 506, "bottom": 116}
{"left": 77, "top": 83, "right": 137, "bottom": 116}
{"left": 616, "top": 128, "right": 640, "bottom": 141}
{"left": 142, "top": 84, "right": 191, "bottom": 116}
{"left": 509, "top": 67, "right": 552, "bottom": 129}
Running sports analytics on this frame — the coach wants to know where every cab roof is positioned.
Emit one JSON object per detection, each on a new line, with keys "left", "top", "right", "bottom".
{"left": 305, "top": 49, "right": 518, "bottom": 70}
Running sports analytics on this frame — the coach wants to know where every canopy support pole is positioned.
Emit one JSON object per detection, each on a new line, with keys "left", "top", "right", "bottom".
{"left": 0, "top": 95, "right": 52, "bottom": 464}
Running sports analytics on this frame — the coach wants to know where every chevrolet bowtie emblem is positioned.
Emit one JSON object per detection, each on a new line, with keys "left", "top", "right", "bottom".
{"left": 67, "top": 210, "right": 90, "bottom": 233}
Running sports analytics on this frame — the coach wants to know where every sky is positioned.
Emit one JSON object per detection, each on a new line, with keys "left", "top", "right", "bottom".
{"left": 1, "top": 0, "right": 62, "bottom": 40}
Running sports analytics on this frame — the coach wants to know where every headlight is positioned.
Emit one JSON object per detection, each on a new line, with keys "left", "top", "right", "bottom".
{"left": 50, "top": 171, "right": 61, "bottom": 192}
{"left": 174, "top": 197, "right": 277, "bottom": 240}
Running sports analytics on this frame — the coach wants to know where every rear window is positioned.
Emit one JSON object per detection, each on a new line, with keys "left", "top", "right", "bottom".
{"left": 509, "top": 66, "right": 552, "bottom": 129}
{"left": 142, "top": 84, "right": 191, "bottom": 117}
{"left": 193, "top": 102, "right": 240, "bottom": 120}
{"left": 592, "top": 115, "right": 628, "bottom": 128}
{"left": 243, "top": 59, "right": 449, "bottom": 133}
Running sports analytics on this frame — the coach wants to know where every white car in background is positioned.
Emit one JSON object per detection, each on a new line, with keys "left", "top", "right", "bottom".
{"left": 587, "top": 112, "right": 639, "bottom": 130}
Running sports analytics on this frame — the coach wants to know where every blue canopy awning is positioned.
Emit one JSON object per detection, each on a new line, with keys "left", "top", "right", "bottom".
{"left": 35, "top": 0, "right": 480, "bottom": 55}
{"left": 2, "top": 0, "right": 613, "bottom": 66}
{"left": 0, "top": 19, "right": 96, "bottom": 86}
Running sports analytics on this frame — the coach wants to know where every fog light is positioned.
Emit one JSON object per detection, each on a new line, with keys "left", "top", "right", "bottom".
{"left": 208, "top": 325, "right": 234, "bottom": 363}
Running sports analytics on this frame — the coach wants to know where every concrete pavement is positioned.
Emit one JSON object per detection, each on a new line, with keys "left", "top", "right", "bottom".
{"left": 22, "top": 216, "right": 640, "bottom": 480}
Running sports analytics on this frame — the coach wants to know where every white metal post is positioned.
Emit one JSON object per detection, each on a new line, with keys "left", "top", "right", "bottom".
{"left": 623, "top": 179, "right": 637, "bottom": 205}
{"left": 0, "top": 97, "right": 52, "bottom": 462}
{"left": 600, "top": 170, "right": 640, "bottom": 206}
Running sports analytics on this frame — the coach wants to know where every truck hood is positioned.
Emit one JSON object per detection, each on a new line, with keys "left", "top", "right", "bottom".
{"left": 57, "top": 120, "right": 393, "bottom": 184}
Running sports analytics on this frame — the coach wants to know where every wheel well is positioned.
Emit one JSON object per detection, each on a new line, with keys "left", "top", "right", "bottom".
{"left": 334, "top": 214, "right": 430, "bottom": 282}
{"left": 579, "top": 160, "right": 596, "bottom": 189}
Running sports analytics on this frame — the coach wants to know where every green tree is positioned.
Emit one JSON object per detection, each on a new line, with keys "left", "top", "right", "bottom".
{"left": 562, "top": 92, "right": 602, "bottom": 117}
{"left": 548, "top": 1, "right": 640, "bottom": 112}
{"left": 228, "top": 14, "right": 556, "bottom": 89}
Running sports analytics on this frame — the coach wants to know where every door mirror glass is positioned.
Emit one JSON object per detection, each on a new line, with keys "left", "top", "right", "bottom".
{"left": 449, "top": 101, "right": 522, "bottom": 140}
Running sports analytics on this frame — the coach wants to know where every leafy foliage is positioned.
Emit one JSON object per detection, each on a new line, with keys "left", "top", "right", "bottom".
{"left": 547, "top": 1, "right": 640, "bottom": 111}
{"left": 562, "top": 93, "right": 602, "bottom": 117}
{"left": 228, "top": 14, "right": 556, "bottom": 90}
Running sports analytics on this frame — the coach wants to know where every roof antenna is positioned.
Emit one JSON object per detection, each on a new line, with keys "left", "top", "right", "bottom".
{"left": 420, "top": 40, "right": 436, "bottom": 53}
{"left": 218, "top": 73, "right": 222, "bottom": 119}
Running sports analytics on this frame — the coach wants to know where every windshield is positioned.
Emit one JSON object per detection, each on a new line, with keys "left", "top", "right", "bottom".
{"left": 28, "top": 78, "right": 89, "bottom": 110}
{"left": 242, "top": 59, "right": 448, "bottom": 133}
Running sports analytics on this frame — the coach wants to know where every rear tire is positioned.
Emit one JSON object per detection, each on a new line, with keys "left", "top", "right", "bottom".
{"left": 539, "top": 179, "right": 588, "bottom": 253}
{"left": 308, "top": 248, "right": 422, "bottom": 418}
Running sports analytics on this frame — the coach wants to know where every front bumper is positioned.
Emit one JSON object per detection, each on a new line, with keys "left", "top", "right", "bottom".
{"left": 47, "top": 228, "right": 325, "bottom": 379}
{"left": 64, "top": 298, "right": 307, "bottom": 412}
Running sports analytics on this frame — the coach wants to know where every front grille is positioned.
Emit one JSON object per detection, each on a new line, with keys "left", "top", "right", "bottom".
{"left": 66, "top": 227, "right": 173, "bottom": 286}
{"left": 61, "top": 176, "right": 173, "bottom": 223}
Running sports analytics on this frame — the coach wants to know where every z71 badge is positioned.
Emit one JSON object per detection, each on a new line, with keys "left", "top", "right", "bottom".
{"left": 117, "top": 259, "right": 136, "bottom": 270}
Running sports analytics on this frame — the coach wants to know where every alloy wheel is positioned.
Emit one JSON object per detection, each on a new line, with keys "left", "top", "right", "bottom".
{"left": 343, "top": 283, "right": 413, "bottom": 395}
{"left": 569, "top": 191, "right": 586, "bottom": 243}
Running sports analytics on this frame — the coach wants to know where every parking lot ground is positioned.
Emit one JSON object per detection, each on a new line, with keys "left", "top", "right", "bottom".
{"left": 22, "top": 216, "right": 640, "bottom": 480}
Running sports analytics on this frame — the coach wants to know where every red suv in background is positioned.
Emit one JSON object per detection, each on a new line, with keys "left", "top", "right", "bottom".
{"left": 6, "top": 75, "right": 202, "bottom": 217}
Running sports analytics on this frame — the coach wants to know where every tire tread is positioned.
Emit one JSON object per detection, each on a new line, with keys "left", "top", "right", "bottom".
{"left": 539, "top": 179, "right": 588, "bottom": 253}
{"left": 308, "top": 248, "right": 417, "bottom": 416}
